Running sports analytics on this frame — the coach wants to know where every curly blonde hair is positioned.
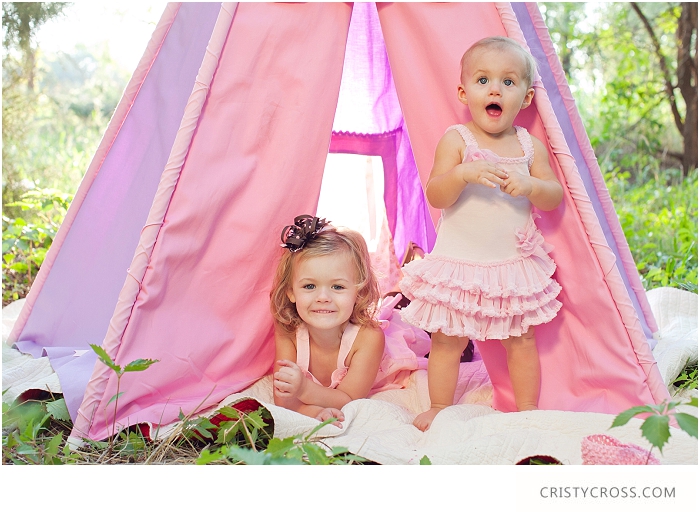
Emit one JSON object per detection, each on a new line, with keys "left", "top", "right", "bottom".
{"left": 270, "top": 226, "right": 380, "bottom": 334}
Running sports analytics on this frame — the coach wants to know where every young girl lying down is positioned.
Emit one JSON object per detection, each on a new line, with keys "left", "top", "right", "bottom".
{"left": 269, "top": 215, "right": 420, "bottom": 427}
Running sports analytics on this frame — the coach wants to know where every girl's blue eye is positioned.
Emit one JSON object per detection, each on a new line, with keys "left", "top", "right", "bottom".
{"left": 504, "top": 79, "right": 513, "bottom": 86}
{"left": 303, "top": 284, "right": 315, "bottom": 290}
{"left": 478, "top": 77, "right": 487, "bottom": 84}
{"left": 332, "top": 285, "right": 345, "bottom": 291}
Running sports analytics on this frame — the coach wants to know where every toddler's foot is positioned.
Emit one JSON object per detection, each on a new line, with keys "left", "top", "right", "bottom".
{"left": 413, "top": 407, "right": 443, "bottom": 432}
{"left": 517, "top": 404, "right": 538, "bottom": 411}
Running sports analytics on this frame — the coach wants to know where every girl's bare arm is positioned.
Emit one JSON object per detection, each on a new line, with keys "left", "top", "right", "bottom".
{"left": 272, "top": 327, "right": 328, "bottom": 418}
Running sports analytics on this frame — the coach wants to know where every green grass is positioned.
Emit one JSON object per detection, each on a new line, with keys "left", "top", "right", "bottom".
{"left": 607, "top": 168, "right": 698, "bottom": 292}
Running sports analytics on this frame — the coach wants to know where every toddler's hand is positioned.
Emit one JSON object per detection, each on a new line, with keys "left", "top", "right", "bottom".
{"left": 501, "top": 172, "right": 533, "bottom": 198}
{"left": 460, "top": 160, "right": 508, "bottom": 188}
{"left": 316, "top": 407, "right": 345, "bottom": 428}
{"left": 273, "top": 360, "right": 306, "bottom": 398}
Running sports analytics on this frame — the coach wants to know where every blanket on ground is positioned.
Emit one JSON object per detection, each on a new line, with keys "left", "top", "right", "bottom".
{"left": 3, "top": 287, "right": 697, "bottom": 464}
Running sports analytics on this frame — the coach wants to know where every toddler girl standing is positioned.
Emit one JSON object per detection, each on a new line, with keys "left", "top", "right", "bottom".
{"left": 271, "top": 215, "right": 419, "bottom": 427}
{"left": 400, "top": 36, "right": 564, "bottom": 431}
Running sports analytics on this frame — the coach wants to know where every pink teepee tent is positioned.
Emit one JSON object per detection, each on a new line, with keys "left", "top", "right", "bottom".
{"left": 7, "top": 2, "right": 668, "bottom": 442}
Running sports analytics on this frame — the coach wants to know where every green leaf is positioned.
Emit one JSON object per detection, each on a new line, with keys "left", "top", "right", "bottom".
{"left": 9, "top": 262, "right": 28, "bottom": 273}
{"left": 89, "top": 344, "right": 119, "bottom": 372}
{"left": 301, "top": 442, "right": 330, "bottom": 465}
{"left": 244, "top": 410, "right": 267, "bottom": 430}
{"left": 123, "top": 358, "right": 158, "bottom": 372}
{"left": 265, "top": 436, "right": 296, "bottom": 457}
{"left": 686, "top": 397, "right": 698, "bottom": 408}
{"left": 215, "top": 420, "right": 243, "bottom": 445}
{"left": 182, "top": 416, "right": 217, "bottom": 442}
{"left": 196, "top": 447, "right": 225, "bottom": 465}
{"left": 640, "top": 414, "right": 671, "bottom": 453}
{"left": 419, "top": 455, "right": 432, "bottom": 465}
{"left": 16, "top": 444, "right": 38, "bottom": 456}
{"left": 45, "top": 432, "right": 64, "bottom": 458}
{"left": 107, "top": 392, "right": 124, "bottom": 406}
{"left": 304, "top": 418, "right": 335, "bottom": 440}
{"left": 227, "top": 446, "right": 304, "bottom": 465}
{"left": 225, "top": 446, "right": 275, "bottom": 465}
{"left": 674, "top": 413, "right": 698, "bottom": 439}
{"left": 610, "top": 405, "right": 655, "bottom": 428}
{"left": 46, "top": 398, "right": 70, "bottom": 422}
{"left": 218, "top": 407, "right": 241, "bottom": 419}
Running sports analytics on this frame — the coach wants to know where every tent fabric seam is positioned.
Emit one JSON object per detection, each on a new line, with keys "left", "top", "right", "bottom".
{"left": 523, "top": 2, "right": 658, "bottom": 334}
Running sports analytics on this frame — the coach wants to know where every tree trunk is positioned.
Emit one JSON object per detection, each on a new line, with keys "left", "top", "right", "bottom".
{"left": 678, "top": 2, "right": 698, "bottom": 173}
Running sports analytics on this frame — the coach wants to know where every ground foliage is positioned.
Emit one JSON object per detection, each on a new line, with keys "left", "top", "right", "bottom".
{"left": 2, "top": 390, "right": 376, "bottom": 465}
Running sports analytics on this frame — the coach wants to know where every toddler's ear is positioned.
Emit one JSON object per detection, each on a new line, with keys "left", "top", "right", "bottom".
{"left": 521, "top": 87, "right": 535, "bottom": 109}
{"left": 457, "top": 84, "right": 468, "bottom": 106}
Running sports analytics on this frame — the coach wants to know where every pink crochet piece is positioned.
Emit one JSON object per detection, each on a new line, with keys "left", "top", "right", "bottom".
{"left": 581, "top": 434, "right": 661, "bottom": 465}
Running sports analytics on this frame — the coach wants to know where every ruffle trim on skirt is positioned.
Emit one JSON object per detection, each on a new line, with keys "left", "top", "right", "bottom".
{"left": 399, "top": 250, "right": 556, "bottom": 299}
{"left": 400, "top": 294, "right": 562, "bottom": 340}
{"left": 397, "top": 219, "right": 562, "bottom": 340}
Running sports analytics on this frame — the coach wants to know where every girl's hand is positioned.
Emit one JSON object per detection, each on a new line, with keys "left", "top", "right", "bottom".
{"left": 315, "top": 407, "right": 345, "bottom": 428}
{"left": 273, "top": 359, "right": 306, "bottom": 399}
{"left": 460, "top": 160, "right": 509, "bottom": 189}
{"left": 501, "top": 171, "right": 533, "bottom": 198}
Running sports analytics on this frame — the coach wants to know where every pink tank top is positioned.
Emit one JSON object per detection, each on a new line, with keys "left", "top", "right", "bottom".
{"left": 295, "top": 323, "right": 360, "bottom": 388}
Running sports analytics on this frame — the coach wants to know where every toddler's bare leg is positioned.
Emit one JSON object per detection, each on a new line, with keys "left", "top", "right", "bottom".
{"left": 413, "top": 331, "right": 469, "bottom": 431}
{"left": 501, "top": 327, "right": 540, "bottom": 411}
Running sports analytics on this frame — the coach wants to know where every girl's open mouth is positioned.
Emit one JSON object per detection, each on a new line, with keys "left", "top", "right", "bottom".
{"left": 486, "top": 103, "right": 502, "bottom": 116}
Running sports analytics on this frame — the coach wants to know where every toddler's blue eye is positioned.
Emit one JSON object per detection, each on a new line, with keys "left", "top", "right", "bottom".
{"left": 504, "top": 79, "right": 513, "bottom": 86}
{"left": 478, "top": 77, "right": 488, "bottom": 84}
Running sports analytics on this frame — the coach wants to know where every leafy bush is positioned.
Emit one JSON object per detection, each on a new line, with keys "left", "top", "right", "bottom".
{"left": 2, "top": 188, "right": 72, "bottom": 305}
{"left": 606, "top": 167, "right": 698, "bottom": 292}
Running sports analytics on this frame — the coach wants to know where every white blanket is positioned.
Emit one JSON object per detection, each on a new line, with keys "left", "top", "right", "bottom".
{"left": 196, "top": 360, "right": 697, "bottom": 465}
{"left": 2, "top": 299, "right": 62, "bottom": 404}
{"left": 4, "top": 287, "right": 698, "bottom": 464}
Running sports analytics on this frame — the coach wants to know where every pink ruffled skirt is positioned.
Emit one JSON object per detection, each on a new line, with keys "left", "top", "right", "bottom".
{"left": 399, "top": 220, "right": 562, "bottom": 340}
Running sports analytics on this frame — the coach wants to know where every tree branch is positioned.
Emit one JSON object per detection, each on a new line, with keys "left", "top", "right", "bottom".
{"left": 630, "top": 2, "right": 684, "bottom": 134}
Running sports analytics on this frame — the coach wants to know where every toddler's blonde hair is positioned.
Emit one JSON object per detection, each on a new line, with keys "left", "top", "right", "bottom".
{"left": 460, "top": 36, "right": 538, "bottom": 89}
{"left": 270, "top": 226, "right": 380, "bottom": 334}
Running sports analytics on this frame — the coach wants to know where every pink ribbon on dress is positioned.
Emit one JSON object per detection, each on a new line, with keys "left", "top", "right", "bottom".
{"left": 515, "top": 214, "right": 554, "bottom": 258}
{"left": 464, "top": 144, "right": 501, "bottom": 164}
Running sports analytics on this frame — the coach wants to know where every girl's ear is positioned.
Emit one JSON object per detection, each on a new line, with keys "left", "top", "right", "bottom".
{"left": 457, "top": 84, "right": 468, "bottom": 106}
{"left": 521, "top": 87, "right": 535, "bottom": 109}
{"left": 287, "top": 289, "right": 296, "bottom": 304}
